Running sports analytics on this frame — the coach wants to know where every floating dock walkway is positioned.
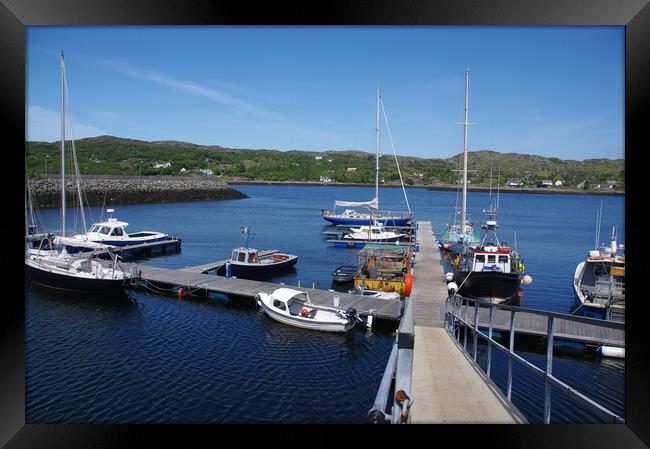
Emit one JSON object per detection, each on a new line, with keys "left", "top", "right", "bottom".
{"left": 408, "top": 221, "right": 526, "bottom": 423}
{"left": 138, "top": 263, "right": 402, "bottom": 321}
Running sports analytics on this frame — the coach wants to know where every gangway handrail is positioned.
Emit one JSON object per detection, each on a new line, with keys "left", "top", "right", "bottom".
{"left": 368, "top": 298, "right": 414, "bottom": 423}
{"left": 444, "top": 294, "right": 624, "bottom": 424}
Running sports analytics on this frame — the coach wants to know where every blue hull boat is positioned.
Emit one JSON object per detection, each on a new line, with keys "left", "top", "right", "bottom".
{"left": 322, "top": 213, "right": 411, "bottom": 227}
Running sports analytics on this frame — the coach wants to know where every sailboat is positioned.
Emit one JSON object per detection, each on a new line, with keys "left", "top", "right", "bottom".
{"left": 450, "top": 166, "right": 532, "bottom": 305}
{"left": 440, "top": 69, "right": 480, "bottom": 254}
{"left": 25, "top": 51, "right": 140, "bottom": 292}
{"left": 320, "top": 88, "right": 413, "bottom": 226}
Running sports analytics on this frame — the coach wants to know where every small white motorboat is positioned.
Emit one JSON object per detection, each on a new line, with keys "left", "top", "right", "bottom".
{"left": 344, "top": 222, "right": 406, "bottom": 242}
{"left": 257, "top": 287, "right": 358, "bottom": 332}
{"left": 70, "top": 208, "right": 170, "bottom": 250}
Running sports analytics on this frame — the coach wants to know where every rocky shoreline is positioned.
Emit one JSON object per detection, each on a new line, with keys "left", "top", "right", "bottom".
{"left": 229, "top": 180, "right": 624, "bottom": 197}
{"left": 30, "top": 175, "right": 249, "bottom": 208}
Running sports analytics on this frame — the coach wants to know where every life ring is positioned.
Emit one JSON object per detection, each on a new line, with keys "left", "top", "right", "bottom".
{"left": 404, "top": 274, "right": 413, "bottom": 296}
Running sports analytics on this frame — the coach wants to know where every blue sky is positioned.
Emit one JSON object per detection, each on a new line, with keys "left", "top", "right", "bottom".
{"left": 26, "top": 26, "right": 624, "bottom": 160}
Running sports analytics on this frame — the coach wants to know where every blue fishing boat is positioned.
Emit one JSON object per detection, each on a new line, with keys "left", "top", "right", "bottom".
{"left": 223, "top": 226, "right": 298, "bottom": 279}
{"left": 320, "top": 87, "right": 412, "bottom": 227}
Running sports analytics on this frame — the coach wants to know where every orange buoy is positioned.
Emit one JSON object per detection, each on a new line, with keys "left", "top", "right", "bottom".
{"left": 404, "top": 274, "right": 413, "bottom": 296}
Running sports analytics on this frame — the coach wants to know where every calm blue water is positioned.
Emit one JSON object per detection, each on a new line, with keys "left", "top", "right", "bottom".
{"left": 26, "top": 185, "right": 624, "bottom": 423}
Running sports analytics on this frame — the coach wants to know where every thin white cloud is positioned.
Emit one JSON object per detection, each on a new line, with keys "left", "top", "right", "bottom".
{"left": 98, "top": 58, "right": 277, "bottom": 120}
{"left": 27, "top": 105, "right": 104, "bottom": 142}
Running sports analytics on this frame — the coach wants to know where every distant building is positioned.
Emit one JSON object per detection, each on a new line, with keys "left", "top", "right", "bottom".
{"left": 606, "top": 180, "right": 617, "bottom": 188}
{"left": 315, "top": 156, "right": 323, "bottom": 160}
{"left": 413, "top": 172, "right": 424, "bottom": 178}
{"left": 507, "top": 178, "right": 523, "bottom": 186}
{"left": 576, "top": 180, "right": 586, "bottom": 189}
{"left": 536, "top": 180, "right": 553, "bottom": 188}
{"left": 179, "top": 167, "right": 187, "bottom": 173}
{"left": 554, "top": 180, "right": 564, "bottom": 186}
{"left": 199, "top": 169, "right": 213, "bottom": 176}
{"left": 347, "top": 167, "right": 357, "bottom": 172}
{"left": 327, "top": 159, "right": 334, "bottom": 163}
{"left": 154, "top": 162, "right": 171, "bottom": 168}
{"left": 320, "top": 176, "right": 332, "bottom": 183}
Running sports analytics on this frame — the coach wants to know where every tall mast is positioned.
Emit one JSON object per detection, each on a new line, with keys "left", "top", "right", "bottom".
{"left": 461, "top": 68, "right": 469, "bottom": 234}
{"left": 60, "top": 50, "right": 66, "bottom": 237}
{"left": 375, "top": 85, "right": 380, "bottom": 208}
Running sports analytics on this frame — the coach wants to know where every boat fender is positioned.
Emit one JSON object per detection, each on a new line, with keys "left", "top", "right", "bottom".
{"left": 522, "top": 275, "right": 533, "bottom": 285}
{"left": 300, "top": 307, "right": 311, "bottom": 317}
{"left": 445, "top": 272, "right": 454, "bottom": 283}
{"left": 447, "top": 282, "right": 458, "bottom": 294}
{"left": 404, "top": 274, "right": 413, "bottom": 296}
{"left": 597, "top": 345, "right": 625, "bottom": 359}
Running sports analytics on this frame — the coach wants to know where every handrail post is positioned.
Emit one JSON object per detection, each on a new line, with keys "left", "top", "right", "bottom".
{"left": 463, "top": 300, "right": 469, "bottom": 350}
{"left": 507, "top": 309, "right": 516, "bottom": 400}
{"left": 487, "top": 305, "right": 494, "bottom": 377}
{"left": 544, "top": 316, "right": 555, "bottom": 424}
{"left": 473, "top": 301, "right": 479, "bottom": 361}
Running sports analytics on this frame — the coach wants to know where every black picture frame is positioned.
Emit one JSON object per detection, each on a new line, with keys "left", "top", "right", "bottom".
{"left": 2, "top": 0, "right": 648, "bottom": 447}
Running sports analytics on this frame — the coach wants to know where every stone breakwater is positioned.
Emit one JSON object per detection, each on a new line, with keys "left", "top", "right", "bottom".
{"left": 30, "top": 176, "right": 249, "bottom": 208}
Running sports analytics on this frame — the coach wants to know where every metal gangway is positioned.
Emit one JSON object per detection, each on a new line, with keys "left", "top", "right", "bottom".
{"left": 444, "top": 295, "right": 625, "bottom": 424}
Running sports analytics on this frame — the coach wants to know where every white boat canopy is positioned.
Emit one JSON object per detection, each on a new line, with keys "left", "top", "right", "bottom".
{"left": 334, "top": 197, "right": 378, "bottom": 210}
{"left": 271, "top": 287, "right": 309, "bottom": 302}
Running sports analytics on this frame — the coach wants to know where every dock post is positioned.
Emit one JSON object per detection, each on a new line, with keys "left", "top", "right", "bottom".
{"left": 487, "top": 306, "right": 494, "bottom": 377}
{"left": 544, "top": 316, "right": 555, "bottom": 423}
{"left": 472, "top": 302, "right": 479, "bottom": 361}
{"left": 507, "top": 310, "right": 516, "bottom": 400}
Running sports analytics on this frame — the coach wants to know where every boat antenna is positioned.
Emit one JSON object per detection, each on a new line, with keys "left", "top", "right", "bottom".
{"left": 595, "top": 200, "right": 603, "bottom": 250}
{"left": 375, "top": 83, "right": 380, "bottom": 210}
{"left": 60, "top": 50, "right": 66, "bottom": 237}
{"left": 241, "top": 225, "right": 254, "bottom": 248}
{"left": 496, "top": 167, "right": 500, "bottom": 210}
{"left": 379, "top": 94, "right": 411, "bottom": 213}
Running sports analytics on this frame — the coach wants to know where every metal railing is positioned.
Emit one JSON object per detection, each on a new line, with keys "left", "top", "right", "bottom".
{"left": 444, "top": 295, "right": 625, "bottom": 424}
{"left": 368, "top": 298, "right": 414, "bottom": 424}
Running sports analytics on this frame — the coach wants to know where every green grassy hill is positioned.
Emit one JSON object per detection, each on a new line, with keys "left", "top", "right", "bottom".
{"left": 26, "top": 136, "right": 624, "bottom": 191}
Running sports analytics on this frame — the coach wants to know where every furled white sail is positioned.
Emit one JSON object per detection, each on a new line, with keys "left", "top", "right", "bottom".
{"left": 334, "top": 197, "right": 379, "bottom": 210}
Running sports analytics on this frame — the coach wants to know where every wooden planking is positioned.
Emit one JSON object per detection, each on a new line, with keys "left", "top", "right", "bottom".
{"left": 410, "top": 221, "right": 449, "bottom": 328}
{"left": 138, "top": 265, "right": 402, "bottom": 319}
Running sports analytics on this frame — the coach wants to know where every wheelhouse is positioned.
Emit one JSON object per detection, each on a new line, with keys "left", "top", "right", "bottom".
{"left": 468, "top": 246, "right": 513, "bottom": 273}
{"left": 230, "top": 248, "right": 260, "bottom": 264}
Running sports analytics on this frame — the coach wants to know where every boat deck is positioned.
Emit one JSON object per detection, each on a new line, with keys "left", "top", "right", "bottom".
{"left": 90, "top": 238, "right": 182, "bottom": 260}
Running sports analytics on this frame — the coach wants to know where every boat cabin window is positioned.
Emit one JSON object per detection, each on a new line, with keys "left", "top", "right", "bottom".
{"left": 594, "top": 264, "right": 610, "bottom": 276}
{"left": 98, "top": 226, "right": 111, "bottom": 235}
{"left": 498, "top": 255, "right": 510, "bottom": 273}
{"left": 237, "top": 252, "right": 247, "bottom": 263}
{"left": 475, "top": 254, "right": 485, "bottom": 263}
{"left": 89, "top": 225, "right": 99, "bottom": 232}
{"left": 273, "top": 299, "right": 286, "bottom": 311}
{"left": 487, "top": 255, "right": 496, "bottom": 264}
{"left": 110, "top": 227, "right": 124, "bottom": 236}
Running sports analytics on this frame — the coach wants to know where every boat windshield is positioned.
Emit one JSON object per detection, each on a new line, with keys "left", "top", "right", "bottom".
{"left": 97, "top": 226, "right": 111, "bottom": 235}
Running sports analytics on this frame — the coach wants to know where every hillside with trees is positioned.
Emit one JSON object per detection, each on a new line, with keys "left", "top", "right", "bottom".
{"left": 26, "top": 136, "right": 624, "bottom": 192}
